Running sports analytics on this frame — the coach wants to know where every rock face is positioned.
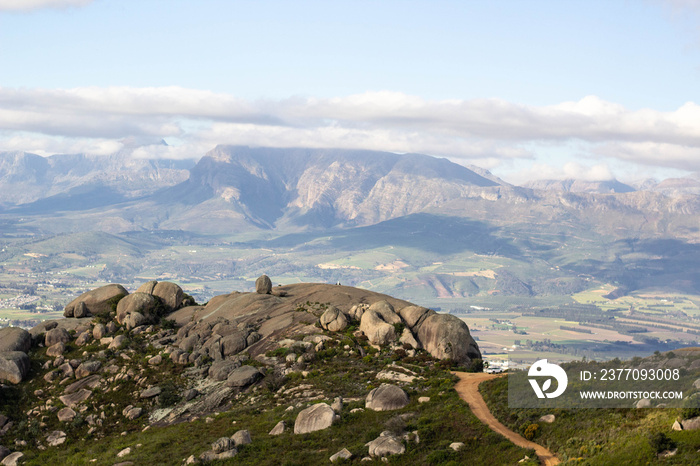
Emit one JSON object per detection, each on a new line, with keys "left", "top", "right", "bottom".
{"left": 0, "top": 327, "right": 31, "bottom": 353}
{"left": 365, "top": 384, "right": 409, "bottom": 411}
{"left": 45, "top": 328, "right": 71, "bottom": 347}
{"left": 0, "top": 351, "right": 31, "bottom": 384}
{"left": 398, "top": 305, "right": 435, "bottom": 330}
{"left": 294, "top": 403, "right": 338, "bottom": 434}
{"left": 150, "top": 281, "right": 185, "bottom": 312}
{"left": 416, "top": 314, "right": 482, "bottom": 365}
{"left": 63, "top": 283, "right": 128, "bottom": 317}
{"left": 225, "top": 365, "right": 262, "bottom": 388}
{"left": 116, "top": 292, "right": 159, "bottom": 327}
{"left": 320, "top": 306, "right": 348, "bottom": 332}
{"left": 368, "top": 300, "right": 402, "bottom": 324}
{"left": 360, "top": 310, "right": 396, "bottom": 346}
{"left": 681, "top": 416, "right": 700, "bottom": 430}
{"left": 255, "top": 274, "right": 272, "bottom": 294}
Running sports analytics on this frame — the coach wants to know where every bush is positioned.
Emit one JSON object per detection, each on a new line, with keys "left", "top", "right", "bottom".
{"left": 523, "top": 423, "right": 539, "bottom": 440}
{"left": 648, "top": 432, "right": 676, "bottom": 454}
{"left": 468, "top": 358, "right": 484, "bottom": 373}
{"left": 159, "top": 318, "right": 177, "bottom": 330}
{"left": 158, "top": 381, "right": 181, "bottom": 408}
{"left": 266, "top": 347, "right": 289, "bottom": 358}
{"left": 681, "top": 397, "right": 700, "bottom": 420}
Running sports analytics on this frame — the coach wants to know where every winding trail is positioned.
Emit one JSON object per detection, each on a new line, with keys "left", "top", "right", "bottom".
{"left": 452, "top": 372, "right": 560, "bottom": 466}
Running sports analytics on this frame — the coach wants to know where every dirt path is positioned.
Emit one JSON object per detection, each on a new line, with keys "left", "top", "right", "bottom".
{"left": 452, "top": 371, "right": 560, "bottom": 466}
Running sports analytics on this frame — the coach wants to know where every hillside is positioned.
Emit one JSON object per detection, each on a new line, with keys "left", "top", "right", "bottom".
{"left": 0, "top": 280, "right": 530, "bottom": 465}
{"left": 482, "top": 350, "right": 700, "bottom": 464}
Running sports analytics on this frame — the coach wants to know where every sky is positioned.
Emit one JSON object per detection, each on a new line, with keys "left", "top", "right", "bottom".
{"left": 1, "top": 0, "right": 700, "bottom": 184}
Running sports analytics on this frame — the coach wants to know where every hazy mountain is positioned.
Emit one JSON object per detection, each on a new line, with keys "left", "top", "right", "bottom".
{"left": 148, "top": 146, "right": 502, "bottom": 232}
{"left": 1, "top": 145, "right": 699, "bottom": 244}
{"left": 523, "top": 178, "right": 636, "bottom": 194}
{"left": 0, "top": 150, "right": 193, "bottom": 206}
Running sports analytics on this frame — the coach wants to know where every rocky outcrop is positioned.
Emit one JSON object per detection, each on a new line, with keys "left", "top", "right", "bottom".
{"left": 116, "top": 292, "right": 159, "bottom": 327}
{"left": 365, "top": 384, "right": 409, "bottom": 411}
{"left": 45, "top": 328, "right": 71, "bottom": 347}
{"left": 64, "top": 284, "right": 128, "bottom": 317}
{"left": 294, "top": 403, "right": 338, "bottom": 434}
{"left": 398, "top": 305, "right": 435, "bottom": 331}
{"left": 255, "top": 274, "right": 272, "bottom": 294}
{"left": 368, "top": 301, "right": 402, "bottom": 325}
{"left": 153, "top": 281, "right": 185, "bottom": 312}
{"left": 225, "top": 366, "right": 262, "bottom": 388}
{"left": 319, "top": 306, "right": 348, "bottom": 332}
{"left": 360, "top": 310, "right": 396, "bottom": 346}
{"left": 416, "top": 313, "right": 481, "bottom": 365}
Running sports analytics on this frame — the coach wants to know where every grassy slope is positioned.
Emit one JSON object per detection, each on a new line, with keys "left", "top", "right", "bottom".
{"left": 2, "top": 327, "right": 533, "bottom": 466}
{"left": 481, "top": 376, "right": 700, "bottom": 465}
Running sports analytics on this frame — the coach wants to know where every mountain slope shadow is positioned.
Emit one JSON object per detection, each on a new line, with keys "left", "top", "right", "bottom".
{"left": 262, "top": 213, "right": 522, "bottom": 256}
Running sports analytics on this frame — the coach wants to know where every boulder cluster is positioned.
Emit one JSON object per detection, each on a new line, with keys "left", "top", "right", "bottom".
{"left": 0, "top": 275, "right": 483, "bottom": 463}
{"left": 322, "top": 299, "right": 481, "bottom": 366}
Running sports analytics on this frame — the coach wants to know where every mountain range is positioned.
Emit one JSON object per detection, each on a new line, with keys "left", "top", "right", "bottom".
{"left": 1, "top": 145, "right": 698, "bottom": 238}
{"left": 1, "top": 145, "right": 699, "bottom": 299}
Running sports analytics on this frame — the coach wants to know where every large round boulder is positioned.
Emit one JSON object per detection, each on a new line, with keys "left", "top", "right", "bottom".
{"left": 365, "top": 384, "right": 409, "bottom": 411}
{"left": 152, "top": 281, "right": 184, "bottom": 312}
{"left": 0, "top": 351, "right": 31, "bottom": 384}
{"left": 116, "top": 292, "right": 159, "bottom": 326}
{"left": 359, "top": 310, "right": 396, "bottom": 346}
{"left": 0, "top": 327, "right": 31, "bottom": 353}
{"left": 135, "top": 280, "right": 184, "bottom": 313}
{"left": 135, "top": 280, "right": 158, "bottom": 295}
{"left": 255, "top": 274, "right": 272, "bottom": 294}
{"left": 294, "top": 403, "right": 338, "bottom": 434}
{"left": 63, "top": 284, "right": 128, "bottom": 317}
{"left": 416, "top": 313, "right": 481, "bottom": 365}
{"left": 320, "top": 306, "right": 348, "bottom": 332}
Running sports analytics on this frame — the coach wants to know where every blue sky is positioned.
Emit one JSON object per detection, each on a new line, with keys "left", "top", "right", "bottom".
{"left": 1, "top": 0, "right": 699, "bottom": 183}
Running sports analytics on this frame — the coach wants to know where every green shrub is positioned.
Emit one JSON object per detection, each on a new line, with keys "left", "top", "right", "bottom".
{"left": 158, "top": 381, "right": 181, "bottom": 408}
{"left": 681, "top": 396, "right": 700, "bottom": 420}
{"left": 648, "top": 432, "right": 676, "bottom": 454}
{"left": 468, "top": 358, "right": 484, "bottom": 373}
{"left": 159, "top": 317, "right": 177, "bottom": 330}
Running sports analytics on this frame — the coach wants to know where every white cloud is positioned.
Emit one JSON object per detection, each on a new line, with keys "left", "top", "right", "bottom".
{"left": 509, "top": 162, "right": 615, "bottom": 183}
{"left": 1, "top": 86, "right": 700, "bottom": 174}
{"left": 0, "top": 0, "right": 93, "bottom": 11}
